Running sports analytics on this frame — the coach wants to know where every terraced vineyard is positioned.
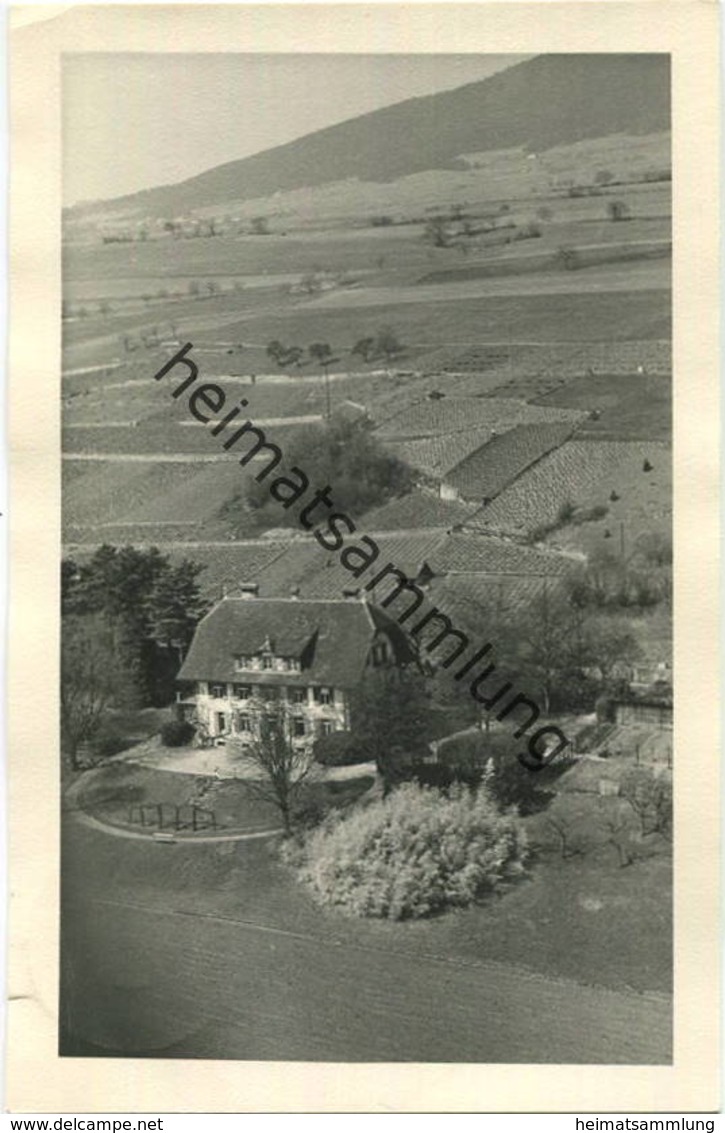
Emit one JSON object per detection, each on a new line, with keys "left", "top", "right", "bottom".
{"left": 376, "top": 395, "right": 586, "bottom": 441}
{"left": 469, "top": 439, "right": 671, "bottom": 543}
{"left": 62, "top": 459, "right": 253, "bottom": 533}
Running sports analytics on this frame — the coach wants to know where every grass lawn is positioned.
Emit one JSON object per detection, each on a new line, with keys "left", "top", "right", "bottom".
{"left": 208, "top": 287, "right": 672, "bottom": 352}
{"left": 61, "top": 815, "right": 671, "bottom": 1061}
{"left": 536, "top": 372, "right": 672, "bottom": 440}
{"left": 68, "top": 759, "right": 671, "bottom": 995}
{"left": 74, "top": 759, "right": 374, "bottom": 835}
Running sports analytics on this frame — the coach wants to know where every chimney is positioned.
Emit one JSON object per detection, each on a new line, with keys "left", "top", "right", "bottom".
{"left": 239, "top": 583, "right": 259, "bottom": 599}
{"left": 342, "top": 587, "right": 360, "bottom": 600}
{"left": 290, "top": 586, "right": 300, "bottom": 600}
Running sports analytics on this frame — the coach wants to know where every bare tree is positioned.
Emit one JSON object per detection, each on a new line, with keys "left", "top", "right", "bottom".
{"left": 308, "top": 342, "right": 334, "bottom": 371}
{"left": 238, "top": 706, "right": 317, "bottom": 834}
{"left": 375, "top": 325, "right": 403, "bottom": 364}
{"left": 61, "top": 614, "right": 135, "bottom": 769}
{"left": 250, "top": 216, "right": 270, "bottom": 235}
{"left": 607, "top": 199, "right": 631, "bottom": 222}
{"left": 298, "top": 271, "right": 323, "bottom": 295}
{"left": 424, "top": 216, "right": 451, "bottom": 248}
{"left": 544, "top": 812, "right": 582, "bottom": 859}
{"left": 601, "top": 812, "right": 636, "bottom": 867}
{"left": 266, "top": 339, "right": 285, "bottom": 366}
{"left": 621, "top": 768, "right": 672, "bottom": 838}
{"left": 351, "top": 336, "right": 377, "bottom": 364}
{"left": 555, "top": 245, "right": 580, "bottom": 271}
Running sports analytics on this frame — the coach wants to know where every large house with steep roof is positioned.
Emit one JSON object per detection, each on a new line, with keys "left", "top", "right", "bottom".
{"left": 176, "top": 590, "right": 415, "bottom": 746}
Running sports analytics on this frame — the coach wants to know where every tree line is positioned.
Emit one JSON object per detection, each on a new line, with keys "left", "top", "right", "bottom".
{"left": 265, "top": 326, "right": 404, "bottom": 374}
{"left": 61, "top": 546, "right": 208, "bottom": 767}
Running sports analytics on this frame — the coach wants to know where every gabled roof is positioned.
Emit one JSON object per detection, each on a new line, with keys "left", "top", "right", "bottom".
{"left": 178, "top": 596, "right": 410, "bottom": 687}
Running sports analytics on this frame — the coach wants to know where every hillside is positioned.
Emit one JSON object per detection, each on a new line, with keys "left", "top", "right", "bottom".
{"left": 67, "top": 53, "right": 670, "bottom": 221}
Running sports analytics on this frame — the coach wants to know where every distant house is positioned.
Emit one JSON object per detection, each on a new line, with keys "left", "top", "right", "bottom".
{"left": 176, "top": 590, "right": 414, "bottom": 745}
{"left": 613, "top": 682, "right": 673, "bottom": 730}
{"left": 611, "top": 658, "right": 672, "bottom": 690}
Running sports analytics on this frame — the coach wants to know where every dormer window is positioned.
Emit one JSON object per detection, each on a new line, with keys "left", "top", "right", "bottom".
{"left": 262, "top": 656, "right": 274, "bottom": 670}
{"left": 235, "top": 655, "right": 250, "bottom": 671}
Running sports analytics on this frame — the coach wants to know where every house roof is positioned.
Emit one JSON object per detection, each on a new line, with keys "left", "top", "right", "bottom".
{"left": 178, "top": 596, "right": 411, "bottom": 687}
{"left": 443, "top": 422, "right": 576, "bottom": 501}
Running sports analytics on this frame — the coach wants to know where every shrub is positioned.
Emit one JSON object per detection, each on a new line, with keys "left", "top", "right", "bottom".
{"left": 514, "top": 222, "right": 542, "bottom": 241}
{"left": 313, "top": 731, "right": 363, "bottom": 767}
{"left": 607, "top": 200, "right": 631, "bottom": 222}
{"left": 160, "top": 720, "right": 195, "bottom": 747}
{"left": 554, "top": 246, "right": 580, "bottom": 271}
{"left": 295, "top": 782, "right": 527, "bottom": 920}
{"left": 93, "top": 729, "right": 130, "bottom": 758}
{"left": 595, "top": 694, "right": 616, "bottom": 723}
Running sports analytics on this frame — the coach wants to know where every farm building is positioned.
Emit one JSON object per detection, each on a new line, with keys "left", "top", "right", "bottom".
{"left": 176, "top": 592, "right": 414, "bottom": 744}
{"left": 611, "top": 657, "right": 672, "bottom": 690}
{"left": 613, "top": 682, "right": 673, "bottom": 729}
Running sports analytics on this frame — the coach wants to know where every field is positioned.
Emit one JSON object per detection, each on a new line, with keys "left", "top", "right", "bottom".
{"left": 75, "top": 759, "right": 374, "bottom": 835}
{"left": 469, "top": 439, "right": 672, "bottom": 550}
{"left": 534, "top": 371, "right": 671, "bottom": 440}
{"left": 60, "top": 800, "right": 671, "bottom": 1060}
{"left": 62, "top": 460, "right": 253, "bottom": 530}
{"left": 62, "top": 180, "right": 673, "bottom": 568}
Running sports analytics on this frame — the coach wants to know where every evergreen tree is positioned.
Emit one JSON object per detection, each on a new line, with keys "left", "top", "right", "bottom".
{"left": 61, "top": 546, "right": 207, "bottom": 707}
{"left": 348, "top": 665, "right": 433, "bottom": 787}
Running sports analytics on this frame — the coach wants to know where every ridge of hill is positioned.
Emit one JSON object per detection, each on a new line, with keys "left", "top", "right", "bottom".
{"left": 67, "top": 53, "right": 670, "bottom": 221}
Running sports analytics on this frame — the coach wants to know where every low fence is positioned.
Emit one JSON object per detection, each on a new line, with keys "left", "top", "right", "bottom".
{"left": 127, "top": 802, "right": 217, "bottom": 832}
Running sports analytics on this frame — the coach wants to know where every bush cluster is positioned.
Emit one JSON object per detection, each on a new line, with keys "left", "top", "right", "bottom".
{"left": 313, "top": 731, "right": 363, "bottom": 767}
{"left": 292, "top": 783, "right": 527, "bottom": 920}
{"left": 161, "top": 720, "right": 195, "bottom": 748}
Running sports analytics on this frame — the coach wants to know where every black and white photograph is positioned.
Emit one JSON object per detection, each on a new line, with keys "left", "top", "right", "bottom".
{"left": 6, "top": 2, "right": 721, "bottom": 1112}
{"left": 57, "top": 45, "right": 677, "bottom": 1065}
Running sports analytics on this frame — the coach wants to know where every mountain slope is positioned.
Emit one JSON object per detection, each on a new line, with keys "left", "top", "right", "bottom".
{"left": 70, "top": 53, "right": 670, "bottom": 219}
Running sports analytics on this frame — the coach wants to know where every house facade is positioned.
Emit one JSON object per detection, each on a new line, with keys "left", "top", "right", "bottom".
{"left": 176, "top": 591, "right": 414, "bottom": 747}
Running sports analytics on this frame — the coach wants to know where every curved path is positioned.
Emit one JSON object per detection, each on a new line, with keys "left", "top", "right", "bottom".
{"left": 64, "top": 766, "right": 283, "bottom": 844}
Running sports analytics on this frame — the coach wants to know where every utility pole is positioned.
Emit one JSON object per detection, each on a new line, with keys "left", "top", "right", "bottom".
{"left": 620, "top": 522, "right": 625, "bottom": 562}
{"left": 325, "top": 366, "right": 331, "bottom": 421}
